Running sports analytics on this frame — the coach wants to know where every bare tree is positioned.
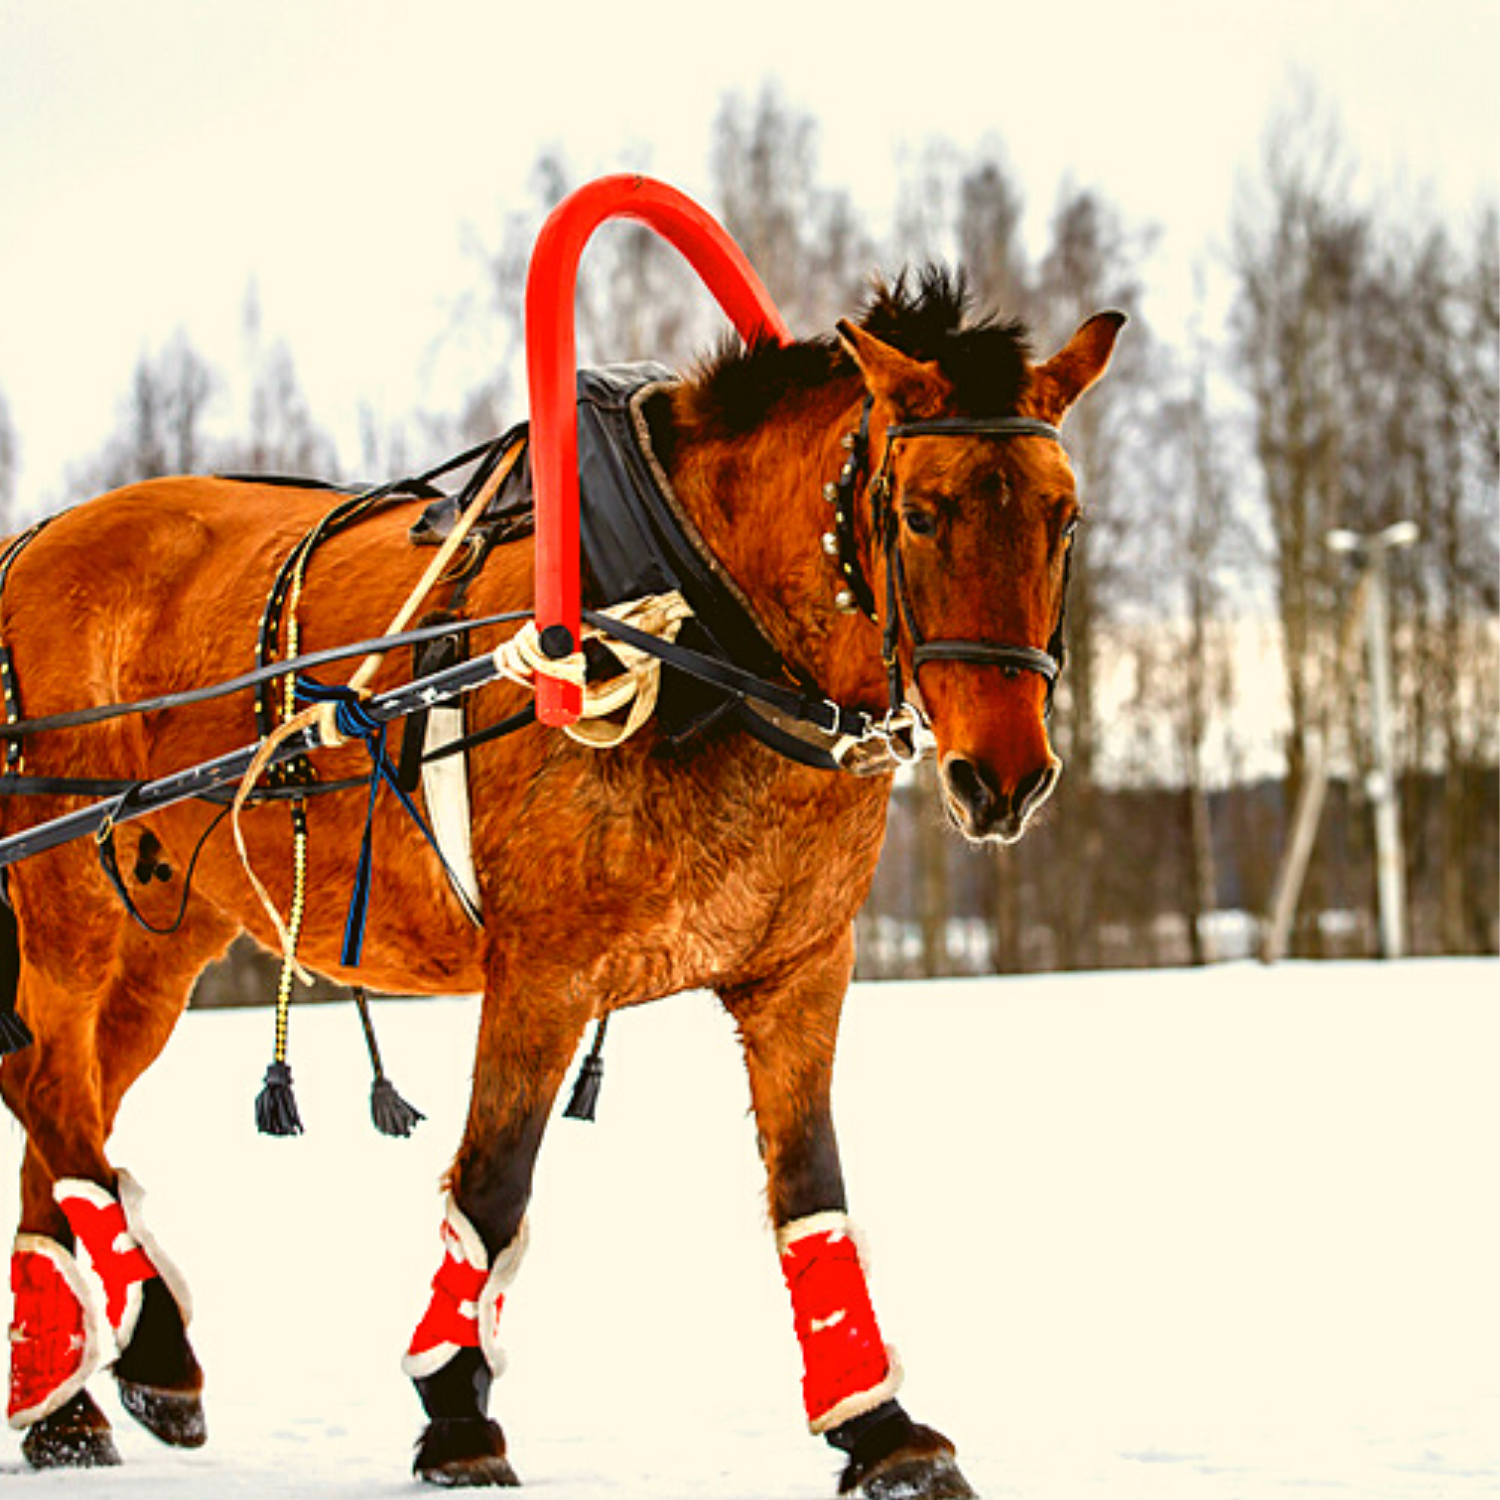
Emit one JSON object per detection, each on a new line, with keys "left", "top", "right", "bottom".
{"left": 711, "top": 83, "right": 872, "bottom": 332}
{"left": 70, "top": 333, "right": 221, "bottom": 495}
{"left": 223, "top": 284, "right": 338, "bottom": 478}
{"left": 893, "top": 140, "right": 1032, "bottom": 315}
{"left": 1029, "top": 185, "right": 1152, "bottom": 968}
{"left": 1137, "top": 346, "right": 1245, "bottom": 961}
{"left": 1231, "top": 89, "right": 1373, "bottom": 953}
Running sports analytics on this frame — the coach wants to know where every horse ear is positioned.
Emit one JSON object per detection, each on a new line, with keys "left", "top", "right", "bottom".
{"left": 836, "top": 320, "right": 951, "bottom": 419}
{"left": 1030, "top": 311, "right": 1127, "bottom": 422}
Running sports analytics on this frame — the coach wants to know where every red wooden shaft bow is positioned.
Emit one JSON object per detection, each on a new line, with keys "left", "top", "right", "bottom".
{"left": 525, "top": 174, "right": 792, "bottom": 725}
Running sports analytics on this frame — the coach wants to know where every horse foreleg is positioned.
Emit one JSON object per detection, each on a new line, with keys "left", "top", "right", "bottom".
{"left": 407, "top": 954, "right": 589, "bottom": 1488}
{"left": 725, "top": 933, "right": 978, "bottom": 1500}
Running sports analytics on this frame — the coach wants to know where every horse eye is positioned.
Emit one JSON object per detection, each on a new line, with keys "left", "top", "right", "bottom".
{"left": 902, "top": 509, "right": 937, "bottom": 538}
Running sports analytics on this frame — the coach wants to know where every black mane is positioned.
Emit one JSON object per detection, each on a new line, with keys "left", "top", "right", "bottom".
{"left": 682, "top": 266, "right": 1033, "bottom": 435}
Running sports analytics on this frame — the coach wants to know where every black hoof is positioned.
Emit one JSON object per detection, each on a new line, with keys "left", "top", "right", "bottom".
{"left": 833, "top": 1404, "right": 977, "bottom": 1499}
{"left": 20, "top": 1390, "right": 122, "bottom": 1470}
{"left": 112, "top": 1276, "right": 206, "bottom": 1446}
{"left": 116, "top": 1378, "right": 208, "bottom": 1448}
{"left": 854, "top": 1452, "right": 978, "bottom": 1499}
{"left": 415, "top": 1417, "right": 520, "bottom": 1488}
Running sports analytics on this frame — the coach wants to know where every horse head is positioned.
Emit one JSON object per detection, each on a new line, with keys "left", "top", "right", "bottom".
{"left": 837, "top": 299, "right": 1124, "bottom": 843}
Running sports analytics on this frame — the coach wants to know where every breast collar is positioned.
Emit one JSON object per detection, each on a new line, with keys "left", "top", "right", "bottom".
{"left": 572, "top": 367, "right": 894, "bottom": 770}
{"left": 826, "top": 395, "right": 1073, "bottom": 721}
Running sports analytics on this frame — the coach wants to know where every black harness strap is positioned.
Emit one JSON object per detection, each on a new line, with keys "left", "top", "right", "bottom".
{"left": 0, "top": 610, "right": 533, "bottom": 744}
{"left": 0, "top": 516, "right": 62, "bottom": 773}
{"left": 581, "top": 608, "right": 874, "bottom": 746}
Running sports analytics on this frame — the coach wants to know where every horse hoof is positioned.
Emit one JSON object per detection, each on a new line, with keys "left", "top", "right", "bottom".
{"left": 112, "top": 1275, "right": 206, "bottom": 1446}
{"left": 117, "top": 1377, "right": 208, "bottom": 1447}
{"left": 414, "top": 1417, "right": 520, "bottom": 1488}
{"left": 853, "top": 1452, "right": 978, "bottom": 1499}
{"left": 20, "top": 1390, "right": 122, "bottom": 1470}
{"left": 838, "top": 1414, "right": 977, "bottom": 1499}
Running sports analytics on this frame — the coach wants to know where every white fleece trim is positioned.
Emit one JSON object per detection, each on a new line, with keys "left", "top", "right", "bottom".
{"left": 7, "top": 1234, "right": 106, "bottom": 1430}
{"left": 400, "top": 1207, "right": 528, "bottom": 1382}
{"left": 775, "top": 1212, "right": 901, "bottom": 1434}
{"left": 808, "top": 1344, "right": 905, "bottom": 1436}
{"left": 477, "top": 1219, "right": 528, "bottom": 1378}
{"left": 116, "top": 1169, "right": 192, "bottom": 1330}
{"left": 440, "top": 1193, "right": 490, "bottom": 1272}
{"left": 52, "top": 1178, "right": 144, "bottom": 1354}
{"left": 401, "top": 1339, "right": 461, "bottom": 1382}
{"left": 776, "top": 1209, "right": 853, "bottom": 1255}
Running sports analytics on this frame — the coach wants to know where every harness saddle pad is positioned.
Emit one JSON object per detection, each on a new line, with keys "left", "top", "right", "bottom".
{"left": 412, "top": 364, "right": 793, "bottom": 746}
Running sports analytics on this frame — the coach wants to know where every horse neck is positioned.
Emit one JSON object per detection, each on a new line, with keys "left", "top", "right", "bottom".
{"left": 663, "top": 382, "right": 886, "bottom": 710}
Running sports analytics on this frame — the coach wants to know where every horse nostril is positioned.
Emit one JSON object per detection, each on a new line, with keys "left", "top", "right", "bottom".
{"left": 944, "top": 756, "right": 998, "bottom": 826}
{"left": 1012, "top": 764, "right": 1058, "bottom": 822}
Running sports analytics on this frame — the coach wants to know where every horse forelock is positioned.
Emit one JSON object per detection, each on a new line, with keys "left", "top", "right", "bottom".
{"left": 859, "top": 266, "right": 1033, "bottom": 417}
{"left": 677, "top": 264, "right": 1034, "bottom": 441}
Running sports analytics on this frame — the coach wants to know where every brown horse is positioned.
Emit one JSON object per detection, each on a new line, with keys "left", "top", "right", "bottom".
{"left": 0, "top": 270, "right": 1121, "bottom": 1495}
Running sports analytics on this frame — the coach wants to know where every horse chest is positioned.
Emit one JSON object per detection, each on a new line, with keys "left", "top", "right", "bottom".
{"left": 544, "top": 748, "right": 891, "bottom": 1004}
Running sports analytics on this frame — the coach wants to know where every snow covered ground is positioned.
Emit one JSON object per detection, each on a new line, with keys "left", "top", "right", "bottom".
{"left": 1, "top": 958, "right": 1495, "bottom": 1498}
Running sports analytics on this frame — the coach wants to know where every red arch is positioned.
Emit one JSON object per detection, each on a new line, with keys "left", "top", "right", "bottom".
{"left": 525, "top": 174, "right": 792, "bottom": 724}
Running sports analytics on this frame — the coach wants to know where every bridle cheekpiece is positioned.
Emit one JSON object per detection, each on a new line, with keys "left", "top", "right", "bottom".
{"left": 824, "top": 396, "right": 1074, "bottom": 730}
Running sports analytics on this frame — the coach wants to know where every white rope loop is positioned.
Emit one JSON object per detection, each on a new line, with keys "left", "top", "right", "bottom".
{"left": 491, "top": 591, "right": 693, "bottom": 748}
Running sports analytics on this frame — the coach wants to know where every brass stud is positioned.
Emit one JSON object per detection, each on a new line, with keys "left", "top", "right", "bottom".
{"left": 821, "top": 532, "right": 839, "bottom": 556}
{"left": 835, "top": 589, "right": 857, "bottom": 612}
{"left": 823, "top": 482, "right": 839, "bottom": 503}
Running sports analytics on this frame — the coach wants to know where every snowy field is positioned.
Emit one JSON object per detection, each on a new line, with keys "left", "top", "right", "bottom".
{"left": 1, "top": 958, "right": 1495, "bottom": 1498}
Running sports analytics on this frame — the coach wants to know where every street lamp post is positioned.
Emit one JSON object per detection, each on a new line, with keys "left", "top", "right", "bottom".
{"left": 1326, "top": 521, "right": 1420, "bottom": 959}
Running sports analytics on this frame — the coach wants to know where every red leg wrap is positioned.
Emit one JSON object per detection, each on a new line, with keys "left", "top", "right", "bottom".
{"left": 55, "top": 1176, "right": 162, "bottom": 1351}
{"left": 7, "top": 1235, "right": 104, "bottom": 1429}
{"left": 779, "top": 1212, "right": 902, "bottom": 1434}
{"left": 403, "top": 1196, "right": 527, "bottom": 1382}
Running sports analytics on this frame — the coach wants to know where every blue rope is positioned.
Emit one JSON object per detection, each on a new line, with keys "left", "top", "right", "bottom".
{"left": 295, "top": 676, "right": 458, "bottom": 966}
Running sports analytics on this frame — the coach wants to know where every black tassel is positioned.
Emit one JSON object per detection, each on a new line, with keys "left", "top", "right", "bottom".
{"left": 0, "top": 1008, "right": 33, "bottom": 1056}
{"left": 371, "top": 1075, "right": 425, "bottom": 1138}
{"left": 351, "top": 985, "right": 422, "bottom": 1138}
{"left": 563, "top": 1017, "right": 609, "bottom": 1123}
{"left": 563, "top": 1053, "right": 604, "bottom": 1122}
{"left": 255, "top": 1061, "right": 304, "bottom": 1137}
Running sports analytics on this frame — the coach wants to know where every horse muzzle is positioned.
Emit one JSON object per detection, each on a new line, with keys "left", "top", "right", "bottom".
{"left": 939, "top": 751, "right": 1060, "bottom": 844}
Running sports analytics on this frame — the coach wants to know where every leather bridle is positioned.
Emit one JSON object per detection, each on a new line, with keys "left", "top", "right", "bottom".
{"left": 827, "top": 397, "right": 1075, "bottom": 729}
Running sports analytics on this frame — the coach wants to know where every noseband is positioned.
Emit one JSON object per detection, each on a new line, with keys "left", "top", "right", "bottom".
{"left": 825, "top": 398, "right": 1074, "bottom": 727}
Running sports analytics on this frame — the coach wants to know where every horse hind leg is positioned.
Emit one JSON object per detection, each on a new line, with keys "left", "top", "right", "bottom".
{"left": 91, "top": 904, "right": 234, "bottom": 1450}
{"left": 3, "top": 969, "right": 126, "bottom": 1470}
{"left": 723, "top": 935, "right": 978, "bottom": 1500}
{"left": 2, "top": 877, "right": 232, "bottom": 1466}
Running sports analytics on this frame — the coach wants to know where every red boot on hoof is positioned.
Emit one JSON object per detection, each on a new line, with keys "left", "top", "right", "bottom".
{"left": 7, "top": 1234, "right": 106, "bottom": 1431}
{"left": 778, "top": 1212, "right": 903, "bottom": 1434}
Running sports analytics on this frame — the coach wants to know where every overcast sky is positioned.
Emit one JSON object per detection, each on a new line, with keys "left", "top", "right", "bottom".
{"left": 1, "top": 0, "right": 1495, "bottom": 509}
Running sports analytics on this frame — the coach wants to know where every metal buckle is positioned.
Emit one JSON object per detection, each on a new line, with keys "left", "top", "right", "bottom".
{"left": 876, "top": 703, "right": 931, "bottom": 765}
